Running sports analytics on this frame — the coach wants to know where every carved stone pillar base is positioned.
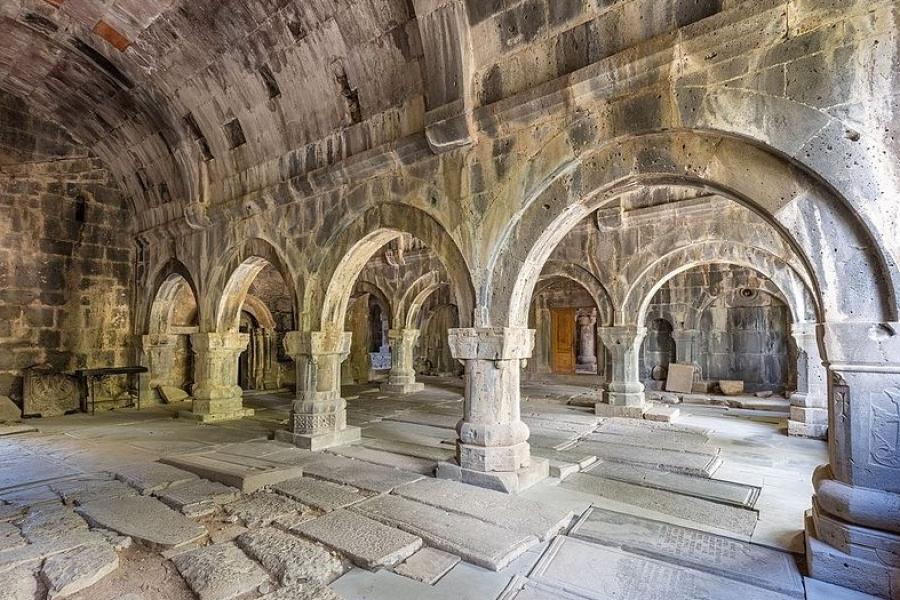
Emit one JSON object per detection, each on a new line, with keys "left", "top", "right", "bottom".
{"left": 436, "top": 458, "right": 549, "bottom": 495}
{"left": 596, "top": 326, "right": 648, "bottom": 417}
{"left": 274, "top": 426, "right": 361, "bottom": 451}
{"left": 381, "top": 329, "right": 423, "bottom": 395}
{"left": 381, "top": 382, "right": 425, "bottom": 394}
{"left": 186, "top": 333, "right": 252, "bottom": 422}
{"left": 788, "top": 403, "right": 828, "bottom": 439}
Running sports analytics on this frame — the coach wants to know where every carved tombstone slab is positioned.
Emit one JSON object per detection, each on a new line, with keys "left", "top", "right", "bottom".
{"left": 23, "top": 365, "right": 79, "bottom": 417}
{"left": 665, "top": 364, "right": 696, "bottom": 394}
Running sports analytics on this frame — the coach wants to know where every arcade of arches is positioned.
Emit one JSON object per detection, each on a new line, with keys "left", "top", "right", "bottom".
{"left": 0, "top": 1, "right": 898, "bottom": 598}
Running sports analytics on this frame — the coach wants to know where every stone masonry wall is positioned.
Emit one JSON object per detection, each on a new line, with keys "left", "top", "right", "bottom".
{"left": 0, "top": 93, "right": 133, "bottom": 404}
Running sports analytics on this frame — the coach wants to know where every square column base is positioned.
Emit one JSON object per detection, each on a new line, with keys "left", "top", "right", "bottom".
{"left": 380, "top": 382, "right": 425, "bottom": 394}
{"left": 178, "top": 407, "right": 254, "bottom": 423}
{"left": 806, "top": 524, "right": 899, "bottom": 599}
{"left": 788, "top": 420, "right": 828, "bottom": 440}
{"left": 436, "top": 458, "right": 549, "bottom": 494}
{"left": 595, "top": 403, "right": 648, "bottom": 418}
{"left": 274, "top": 426, "right": 361, "bottom": 451}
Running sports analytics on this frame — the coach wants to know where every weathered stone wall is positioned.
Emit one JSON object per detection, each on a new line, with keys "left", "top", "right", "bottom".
{"left": 0, "top": 93, "right": 133, "bottom": 403}
{"left": 641, "top": 265, "right": 793, "bottom": 392}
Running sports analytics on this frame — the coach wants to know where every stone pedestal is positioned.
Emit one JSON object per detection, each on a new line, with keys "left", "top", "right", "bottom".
{"left": 381, "top": 329, "right": 424, "bottom": 394}
{"left": 184, "top": 333, "right": 253, "bottom": 422}
{"left": 576, "top": 310, "right": 598, "bottom": 373}
{"left": 596, "top": 326, "right": 648, "bottom": 417}
{"left": 788, "top": 322, "right": 828, "bottom": 440}
{"left": 139, "top": 333, "right": 179, "bottom": 406}
{"left": 276, "top": 330, "right": 361, "bottom": 451}
{"left": 671, "top": 328, "right": 701, "bottom": 367}
{"left": 437, "top": 328, "right": 548, "bottom": 494}
{"left": 803, "top": 325, "right": 900, "bottom": 598}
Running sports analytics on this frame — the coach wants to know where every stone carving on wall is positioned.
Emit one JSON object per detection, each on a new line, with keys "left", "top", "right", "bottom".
{"left": 871, "top": 388, "right": 900, "bottom": 469}
{"left": 23, "top": 365, "right": 79, "bottom": 417}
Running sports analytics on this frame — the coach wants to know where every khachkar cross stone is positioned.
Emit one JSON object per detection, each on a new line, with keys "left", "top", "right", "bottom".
{"left": 871, "top": 387, "right": 900, "bottom": 469}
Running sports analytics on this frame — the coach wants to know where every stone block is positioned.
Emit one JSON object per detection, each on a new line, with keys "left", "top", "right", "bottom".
{"left": 172, "top": 543, "right": 269, "bottom": 600}
{"left": 160, "top": 452, "right": 304, "bottom": 493}
{"left": 41, "top": 542, "right": 119, "bottom": 599}
{"left": 156, "top": 479, "right": 240, "bottom": 517}
{"left": 806, "top": 534, "right": 898, "bottom": 599}
{"left": 23, "top": 366, "right": 79, "bottom": 417}
{"left": 272, "top": 477, "right": 369, "bottom": 512}
{"left": 76, "top": 496, "right": 207, "bottom": 550}
{"left": 788, "top": 420, "right": 828, "bottom": 440}
{"left": 298, "top": 453, "right": 424, "bottom": 494}
{"left": 665, "top": 364, "right": 696, "bottom": 394}
{"left": 274, "top": 426, "right": 361, "bottom": 451}
{"left": 380, "top": 382, "right": 425, "bottom": 394}
{"left": 0, "top": 397, "right": 20, "bottom": 422}
{"left": 236, "top": 527, "right": 346, "bottom": 585}
{"left": 719, "top": 380, "right": 745, "bottom": 395}
{"left": 644, "top": 406, "right": 680, "bottom": 422}
{"left": 594, "top": 403, "right": 647, "bottom": 418}
{"left": 436, "top": 458, "right": 549, "bottom": 495}
{"left": 291, "top": 510, "right": 422, "bottom": 569}
{"left": 393, "top": 547, "right": 460, "bottom": 584}
{"left": 114, "top": 462, "right": 199, "bottom": 495}
{"left": 224, "top": 491, "right": 307, "bottom": 528}
{"left": 158, "top": 385, "right": 189, "bottom": 403}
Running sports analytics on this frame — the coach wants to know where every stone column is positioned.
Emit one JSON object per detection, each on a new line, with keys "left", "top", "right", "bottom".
{"left": 596, "top": 325, "right": 648, "bottom": 417}
{"left": 138, "top": 333, "right": 179, "bottom": 405}
{"left": 185, "top": 332, "right": 253, "bottom": 422}
{"left": 787, "top": 322, "right": 828, "bottom": 440}
{"left": 276, "top": 330, "right": 361, "bottom": 450}
{"left": 804, "top": 322, "right": 900, "bottom": 598}
{"left": 381, "top": 329, "right": 424, "bottom": 393}
{"left": 671, "top": 328, "right": 701, "bottom": 366}
{"left": 576, "top": 310, "right": 598, "bottom": 373}
{"left": 436, "top": 328, "right": 549, "bottom": 494}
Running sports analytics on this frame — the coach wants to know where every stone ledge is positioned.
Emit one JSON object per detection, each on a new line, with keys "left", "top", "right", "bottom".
{"left": 788, "top": 420, "right": 827, "bottom": 440}
{"left": 177, "top": 408, "right": 254, "bottom": 423}
{"left": 274, "top": 426, "right": 361, "bottom": 451}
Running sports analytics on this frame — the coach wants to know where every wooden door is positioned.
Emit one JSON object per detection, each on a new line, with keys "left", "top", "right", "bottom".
{"left": 551, "top": 308, "right": 577, "bottom": 374}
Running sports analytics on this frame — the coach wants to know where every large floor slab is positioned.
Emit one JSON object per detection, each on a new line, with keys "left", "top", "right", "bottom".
{"left": 159, "top": 453, "right": 303, "bottom": 493}
{"left": 236, "top": 527, "right": 346, "bottom": 585}
{"left": 272, "top": 477, "right": 370, "bottom": 512}
{"left": 528, "top": 536, "right": 798, "bottom": 600}
{"left": 561, "top": 473, "right": 758, "bottom": 537}
{"left": 327, "top": 446, "right": 437, "bottom": 475}
{"left": 359, "top": 438, "right": 456, "bottom": 462}
{"left": 586, "top": 461, "right": 760, "bottom": 508}
{"left": 393, "top": 478, "right": 572, "bottom": 541}
{"left": 76, "top": 496, "right": 207, "bottom": 550}
{"left": 172, "top": 542, "right": 269, "bottom": 600}
{"left": 292, "top": 509, "right": 422, "bottom": 569}
{"left": 570, "top": 441, "right": 721, "bottom": 477}
{"left": 569, "top": 507, "right": 804, "bottom": 597}
{"left": 351, "top": 494, "right": 536, "bottom": 570}
{"left": 298, "top": 454, "right": 424, "bottom": 493}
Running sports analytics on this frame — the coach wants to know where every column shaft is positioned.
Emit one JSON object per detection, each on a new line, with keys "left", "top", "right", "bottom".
{"left": 186, "top": 332, "right": 253, "bottom": 422}
{"left": 596, "top": 325, "right": 647, "bottom": 417}
{"left": 788, "top": 322, "right": 828, "bottom": 440}
{"left": 381, "top": 328, "right": 424, "bottom": 393}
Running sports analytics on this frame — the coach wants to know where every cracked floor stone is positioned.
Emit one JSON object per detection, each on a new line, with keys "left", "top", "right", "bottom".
{"left": 41, "top": 542, "right": 119, "bottom": 599}
{"left": 171, "top": 542, "right": 269, "bottom": 600}
{"left": 236, "top": 527, "right": 346, "bottom": 585}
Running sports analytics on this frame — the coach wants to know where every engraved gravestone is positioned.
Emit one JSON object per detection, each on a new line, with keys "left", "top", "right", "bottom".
{"left": 23, "top": 365, "right": 80, "bottom": 417}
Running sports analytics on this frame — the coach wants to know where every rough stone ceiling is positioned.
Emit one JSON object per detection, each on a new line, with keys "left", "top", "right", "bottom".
{"left": 0, "top": 0, "right": 423, "bottom": 220}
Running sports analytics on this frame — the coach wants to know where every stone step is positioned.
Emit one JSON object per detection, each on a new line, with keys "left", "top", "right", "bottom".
{"left": 272, "top": 477, "right": 370, "bottom": 512}
{"left": 527, "top": 536, "right": 798, "bottom": 600}
{"left": 393, "top": 478, "right": 572, "bottom": 541}
{"left": 561, "top": 473, "right": 758, "bottom": 537}
{"left": 326, "top": 445, "right": 437, "bottom": 475}
{"left": 358, "top": 438, "right": 456, "bottom": 462}
{"left": 159, "top": 453, "right": 304, "bottom": 493}
{"left": 569, "top": 507, "right": 804, "bottom": 597}
{"left": 291, "top": 509, "right": 422, "bottom": 569}
{"left": 584, "top": 430, "right": 716, "bottom": 455}
{"left": 350, "top": 494, "right": 537, "bottom": 570}
{"left": 571, "top": 440, "right": 721, "bottom": 477}
{"left": 76, "top": 496, "right": 207, "bottom": 550}
{"left": 297, "top": 453, "right": 425, "bottom": 494}
{"left": 586, "top": 461, "right": 760, "bottom": 508}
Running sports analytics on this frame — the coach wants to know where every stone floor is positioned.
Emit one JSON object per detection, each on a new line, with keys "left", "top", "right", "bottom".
{"left": 0, "top": 376, "right": 879, "bottom": 600}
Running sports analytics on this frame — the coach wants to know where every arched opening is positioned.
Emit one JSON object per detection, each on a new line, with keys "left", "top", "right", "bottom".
{"left": 143, "top": 271, "right": 199, "bottom": 404}
{"left": 640, "top": 318, "right": 675, "bottom": 389}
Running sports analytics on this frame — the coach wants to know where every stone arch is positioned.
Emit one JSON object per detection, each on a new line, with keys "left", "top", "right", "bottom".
{"left": 240, "top": 295, "right": 277, "bottom": 330}
{"left": 536, "top": 261, "right": 613, "bottom": 326}
{"left": 144, "top": 259, "right": 200, "bottom": 335}
{"left": 205, "top": 237, "right": 298, "bottom": 333}
{"left": 395, "top": 271, "right": 447, "bottom": 329}
{"left": 488, "top": 131, "right": 894, "bottom": 341}
{"left": 351, "top": 281, "right": 393, "bottom": 329}
{"left": 308, "top": 203, "right": 475, "bottom": 333}
{"left": 622, "top": 242, "right": 818, "bottom": 328}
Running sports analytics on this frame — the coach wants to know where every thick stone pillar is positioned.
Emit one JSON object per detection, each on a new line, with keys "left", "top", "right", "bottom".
{"left": 436, "top": 328, "right": 549, "bottom": 493}
{"left": 596, "top": 325, "right": 648, "bottom": 417}
{"left": 576, "top": 310, "right": 598, "bottom": 373}
{"left": 138, "top": 333, "right": 178, "bottom": 405}
{"left": 381, "top": 329, "right": 424, "bottom": 394}
{"left": 185, "top": 332, "right": 253, "bottom": 422}
{"left": 276, "top": 330, "right": 361, "bottom": 451}
{"left": 787, "top": 322, "right": 828, "bottom": 440}
{"left": 804, "top": 322, "right": 900, "bottom": 598}
{"left": 671, "top": 328, "right": 701, "bottom": 366}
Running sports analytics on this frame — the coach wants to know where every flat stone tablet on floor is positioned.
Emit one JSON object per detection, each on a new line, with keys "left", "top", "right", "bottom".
{"left": 570, "top": 507, "right": 804, "bottom": 597}
{"left": 160, "top": 453, "right": 303, "bottom": 493}
{"left": 571, "top": 441, "right": 721, "bottom": 477}
{"left": 351, "top": 494, "right": 536, "bottom": 570}
{"left": 0, "top": 566, "right": 38, "bottom": 600}
{"left": 115, "top": 463, "right": 199, "bottom": 495}
{"left": 77, "top": 496, "right": 207, "bottom": 550}
{"left": 561, "top": 473, "right": 758, "bottom": 537}
{"left": 292, "top": 510, "right": 421, "bottom": 569}
{"left": 156, "top": 479, "right": 240, "bottom": 517}
{"left": 236, "top": 527, "right": 346, "bottom": 585}
{"left": 41, "top": 542, "right": 118, "bottom": 599}
{"left": 52, "top": 478, "right": 138, "bottom": 506}
{"left": 259, "top": 583, "right": 342, "bottom": 600}
{"left": 0, "top": 522, "right": 24, "bottom": 551}
{"left": 20, "top": 506, "right": 88, "bottom": 542}
{"left": 393, "top": 478, "right": 572, "bottom": 541}
{"left": 327, "top": 446, "right": 437, "bottom": 475}
{"left": 393, "top": 547, "right": 459, "bottom": 584}
{"left": 272, "top": 477, "right": 369, "bottom": 512}
{"left": 359, "top": 438, "right": 456, "bottom": 462}
{"left": 172, "top": 543, "right": 268, "bottom": 600}
{"left": 224, "top": 491, "right": 306, "bottom": 528}
{"left": 584, "top": 431, "right": 716, "bottom": 455}
{"left": 300, "top": 454, "right": 424, "bottom": 493}
{"left": 529, "top": 536, "right": 798, "bottom": 600}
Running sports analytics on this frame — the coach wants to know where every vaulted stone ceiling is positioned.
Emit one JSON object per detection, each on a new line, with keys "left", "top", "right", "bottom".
{"left": 0, "top": 0, "right": 425, "bottom": 224}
